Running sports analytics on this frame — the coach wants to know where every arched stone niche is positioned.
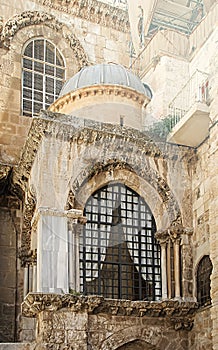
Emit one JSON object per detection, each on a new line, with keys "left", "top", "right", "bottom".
{"left": 99, "top": 324, "right": 187, "bottom": 350}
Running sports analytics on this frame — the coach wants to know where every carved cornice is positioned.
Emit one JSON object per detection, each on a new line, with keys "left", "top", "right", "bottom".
{"left": 0, "top": 11, "right": 88, "bottom": 68}
{"left": 36, "top": 0, "right": 129, "bottom": 32}
{"left": 49, "top": 85, "right": 150, "bottom": 113}
{"left": 22, "top": 293, "right": 198, "bottom": 330}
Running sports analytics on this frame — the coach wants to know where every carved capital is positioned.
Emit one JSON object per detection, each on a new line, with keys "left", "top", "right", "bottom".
{"left": 155, "top": 229, "right": 169, "bottom": 244}
{"left": 156, "top": 224, "right": 193, "bottom": 244}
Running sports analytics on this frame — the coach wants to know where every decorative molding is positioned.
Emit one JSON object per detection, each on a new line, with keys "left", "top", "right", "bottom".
{"left": 49, "top": 85, "right": 149, "bottom": 114}
{"left": 36, "top": 0, "right": 129, "bottom": 32}
{"left": 31, "top": 206, "right": 86, "bottom": 227}
{"left": 0, "top": 11, "right": 62, "bottom": 48}
{"left": 22, "top": 292, "right": 198, "bottom": 330}
{"left": 155, "top": 221, "right": 193, "bottom": 244}
{"left": 0, "top": 11, "right": 88, "bottom": 68}
{"left": 0, "top": 164, "right": 11, "bottom": 182}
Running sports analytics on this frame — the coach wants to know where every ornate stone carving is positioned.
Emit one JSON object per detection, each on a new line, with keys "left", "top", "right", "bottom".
{"left": 22, "top": 293, "right": 198, "bottom": 330}
{"left": 0, "top": 11, "right": 88, "bottom": 67}
{"left": 36, "top": 0, "right": 129, "bottom": 32}
{"left": 0, "top": 11, "right": 62, "bottom": 48}
{"left": 49, "top": 86, "right": 149, "bottom": 114}
{"left": 0, "top": 164, "right": 11, "bottom": 183}
{"left": 18, "top": 190, "right": 36, "bottom": 266}
{"left": 155, "top": 218, "right": 193, "bottom": 244}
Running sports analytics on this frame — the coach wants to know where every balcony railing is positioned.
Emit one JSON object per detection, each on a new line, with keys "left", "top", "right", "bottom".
{"left": 167, "top": 69, "right": 209, "bottom": 131}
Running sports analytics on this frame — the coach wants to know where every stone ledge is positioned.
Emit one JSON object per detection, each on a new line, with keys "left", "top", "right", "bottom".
{"left": 22, "top": 293, "right": 198, "bottom": 330}
{"left": 0, "top": 344, "right": 36, "bottom": 350}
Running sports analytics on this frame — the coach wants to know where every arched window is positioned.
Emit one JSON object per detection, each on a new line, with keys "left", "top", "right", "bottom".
{"left": 22, "top": 38, "right": 65, "bottom": 117}
{"left": 197, "top": 255, "right": 212, "bottom": 307}
{"left": 80, "top": 183, "right": 161, "bottom": 301}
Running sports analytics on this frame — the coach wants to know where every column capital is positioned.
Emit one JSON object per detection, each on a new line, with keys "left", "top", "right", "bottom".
{"left": 155, "top": 225, "right": 193, "bottom": 244}
{"left": 155, "top": 229, "right": 169, "bottom": 244}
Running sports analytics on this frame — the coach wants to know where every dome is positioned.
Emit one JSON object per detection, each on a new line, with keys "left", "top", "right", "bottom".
{"left": 60, "top": 63, "right": 152, "bottom": 98}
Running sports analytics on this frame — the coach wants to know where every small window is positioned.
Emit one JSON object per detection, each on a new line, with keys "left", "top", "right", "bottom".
{"left": 197, "top": 255, "right": 212, "bottom": 307}
{"left": 22, "top": 38, "right": 65, "bottom": 117}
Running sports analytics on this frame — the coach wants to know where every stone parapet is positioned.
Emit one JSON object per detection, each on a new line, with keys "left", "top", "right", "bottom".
{"left": 22, "top": 293, "right": 198, "bottom": 331}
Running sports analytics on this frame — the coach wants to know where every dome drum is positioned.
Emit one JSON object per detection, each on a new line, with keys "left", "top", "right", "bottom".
{"left": 49, "top": 63, "right": 152, "bottom": 130}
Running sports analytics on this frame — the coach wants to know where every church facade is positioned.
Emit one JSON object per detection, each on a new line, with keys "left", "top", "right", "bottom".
{"left": 0, "top": 1, "right": 218, "bottom": 349}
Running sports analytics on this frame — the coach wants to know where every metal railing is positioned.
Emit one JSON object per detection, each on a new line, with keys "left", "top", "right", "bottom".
{"left": 167, "top": 69, "right": 209, "bottom": 131}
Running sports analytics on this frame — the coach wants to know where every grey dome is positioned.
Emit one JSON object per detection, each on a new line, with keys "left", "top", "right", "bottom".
{"left": 60, "top": 63, "right": 152, "bottom": 98}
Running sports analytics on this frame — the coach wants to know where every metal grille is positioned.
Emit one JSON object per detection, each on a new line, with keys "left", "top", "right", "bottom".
{"left": 22, "top": 38, "right": 65, "bottom": 117}
{"left": 197, "top": 255, "right": 212, "bottom": 307}
{"left": 80, "top": 183, "right": 161, "bottom": 301}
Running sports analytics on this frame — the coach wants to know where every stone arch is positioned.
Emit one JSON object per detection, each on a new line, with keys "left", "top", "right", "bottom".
{"left": 66, "top": 130, "right": 182, "bottom": 229}
{"left": 0, "top": 11, "right": 89, "bottom": 121}
{"left": 74, "top": 167, "right": 171, "bottom": 230}
{"left": 0, "top": 11, "right": 88, "bottom": 69}
{"left": 100, "top": 325, "right": 163, "bottom": 350}
{"left": 116, "top": 339, "right": 156, "bottom": 349}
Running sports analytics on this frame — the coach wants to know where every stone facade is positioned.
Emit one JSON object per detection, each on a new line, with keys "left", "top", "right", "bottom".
{"left": 21, "top": 293, "right": 197, "bottom": 350}
{"left": 0, "top": 0, "right": 217, "bottom": 349}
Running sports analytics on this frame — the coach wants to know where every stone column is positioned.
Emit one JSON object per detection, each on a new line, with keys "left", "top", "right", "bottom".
{"left": 32, "top": 264, "right": 37, "bottom": 292}
{"left": 160, "top": 242, "right": 168, "bottom": 299}
{"left": 68, "top": 217, "right": 86, "bottom": 293}
{"left": 167, "top": 240, "right": 172, "bottom": 299}
{"left": 174, "top": 239, "right": 181, "bottom": 299}
{"left": 155, "top": 229, "right": 169, "bottom": 299}
{"left": 23, "top": 266, "right": 29, "bottom": 298}
{"left": 28, "top": 265, "right": 33, "bottom": 292}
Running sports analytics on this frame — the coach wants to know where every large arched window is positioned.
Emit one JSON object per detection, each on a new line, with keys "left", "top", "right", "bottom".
{"left": 80, "top": 183, "right": 161, "bottom": 301}
{"left": 22, "top": 38, "right": 65, "bottom": 117}
{"left": 197, "top": 255, "right": 212, "bottom": 307}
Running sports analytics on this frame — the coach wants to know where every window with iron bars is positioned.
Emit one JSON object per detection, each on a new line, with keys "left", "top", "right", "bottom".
{"left": 22, "top": 38, "right": 65, "bottom": 117}
{"left": 197, "top": 255, "right": 212, "bottom": 307}
{"left": 80, "top": 183, "right": 161, "bottom": 301}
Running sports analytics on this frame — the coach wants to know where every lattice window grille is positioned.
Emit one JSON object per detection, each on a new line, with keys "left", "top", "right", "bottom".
{"left": 22, "top": 38, "right": 65, "bottom": 117}
{"left": 80, "top": 183, "right": 162, "bottom": 301}
{"left": 197, "top": 255, "right": 212, "bottom": 307}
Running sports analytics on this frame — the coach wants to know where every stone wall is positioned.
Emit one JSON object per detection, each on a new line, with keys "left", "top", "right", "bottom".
{"left": 21, "top": 294, "right": 197, "bottom": 350}
{"left": 0, "top": 195, "right": 22, "bottom": 342}
{"left": 189, "top": 307, "right": 212, "bottom": 350}
{"left": 0, "top": 0, "right": 131, "bottom": 165}
{"left": 191, "top": 119, "right": 217, "bottom": 349}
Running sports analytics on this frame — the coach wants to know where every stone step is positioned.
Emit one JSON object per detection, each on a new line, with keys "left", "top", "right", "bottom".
{"left": 0, "top": 343, "right": 35, "bottom": 350}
